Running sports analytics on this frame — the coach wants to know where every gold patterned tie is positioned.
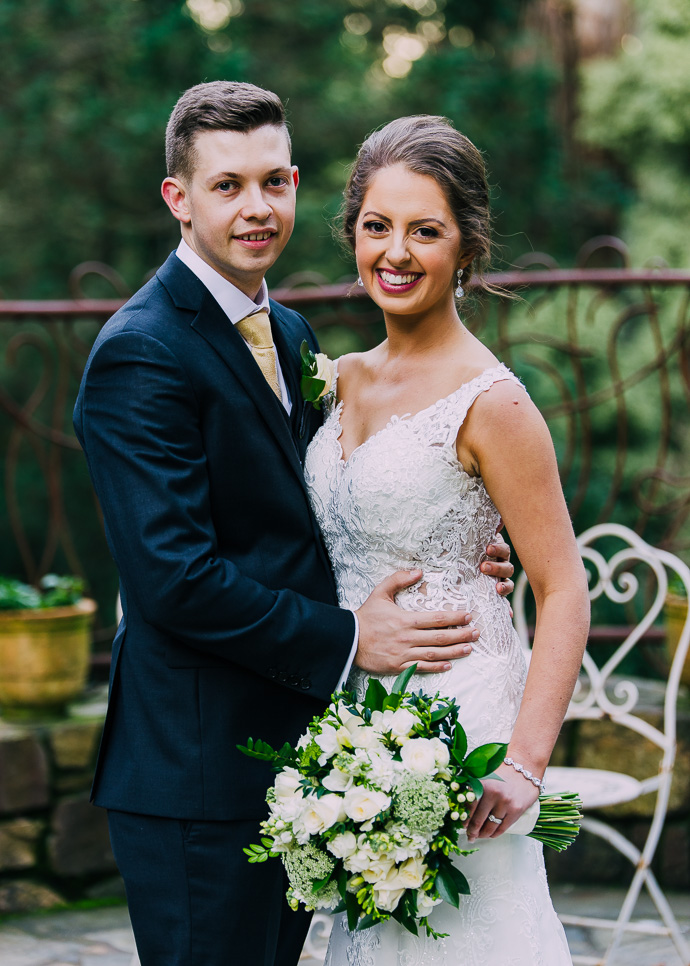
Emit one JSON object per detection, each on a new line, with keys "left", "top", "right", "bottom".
{"left": 235, "top": 311, "right": 282, "bottom": 399}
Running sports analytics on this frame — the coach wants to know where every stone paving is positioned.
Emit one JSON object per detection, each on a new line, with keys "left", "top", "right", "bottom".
{"left": 0, "top": 886, "right": 688, "bottom": 965}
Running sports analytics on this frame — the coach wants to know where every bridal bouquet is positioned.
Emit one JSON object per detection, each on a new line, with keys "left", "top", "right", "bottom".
{"left": 239, "top": 666, "right": 582, "bottom": 938}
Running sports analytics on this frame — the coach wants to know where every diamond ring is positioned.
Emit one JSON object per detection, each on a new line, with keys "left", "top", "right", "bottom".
{"left": 488, "top": 814, "right": 503, "bottom": 825}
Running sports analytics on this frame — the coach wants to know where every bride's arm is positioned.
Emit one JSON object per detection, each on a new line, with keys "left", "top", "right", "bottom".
{"left": 457, "top": 379, "right": 590, "bottom": 841}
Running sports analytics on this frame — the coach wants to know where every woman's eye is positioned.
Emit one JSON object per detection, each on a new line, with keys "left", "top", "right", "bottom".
{"left": 363, "top": 221, "right": 387, "bottom": 234}
{"left": 416, "top": 226, "right": 438, "bottom": 238}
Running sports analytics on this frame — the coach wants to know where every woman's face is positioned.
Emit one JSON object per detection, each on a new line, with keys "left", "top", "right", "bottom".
{"left": 354, "top": 163, "right": 466, "bottom": 319}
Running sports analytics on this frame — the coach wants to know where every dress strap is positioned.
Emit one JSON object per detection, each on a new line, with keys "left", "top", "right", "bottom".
{"left": 439, "top": 364, "right": 525, "bottom": 449}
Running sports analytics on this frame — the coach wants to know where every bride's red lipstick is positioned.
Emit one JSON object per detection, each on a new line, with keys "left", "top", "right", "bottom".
{"left": 375, "top": 269, "right": 423, "bottom": 294}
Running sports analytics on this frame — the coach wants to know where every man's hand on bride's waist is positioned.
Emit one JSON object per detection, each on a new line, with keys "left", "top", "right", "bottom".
{"left": 354, "top": 569, "right": 479, "bottom": 675}
{"left": 482, "top": 530, "right": 514, "bottom": 600}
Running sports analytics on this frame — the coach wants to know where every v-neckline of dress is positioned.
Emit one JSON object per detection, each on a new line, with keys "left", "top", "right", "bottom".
{"left": 333, "top": 363, "right": 507, "bottom": 466}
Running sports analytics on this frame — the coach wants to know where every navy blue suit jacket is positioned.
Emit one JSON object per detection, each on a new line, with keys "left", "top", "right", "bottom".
{"left": 73, "top": 253, "right": 355, "bottom": 821}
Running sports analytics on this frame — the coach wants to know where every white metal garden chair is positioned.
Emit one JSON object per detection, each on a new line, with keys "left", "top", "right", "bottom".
{"left": 514, "top": 522, "right": 690, "bottom": 965}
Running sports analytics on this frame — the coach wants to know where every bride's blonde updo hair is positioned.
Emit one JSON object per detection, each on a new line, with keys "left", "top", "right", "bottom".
{"left": 340, "top": 115, "right": 493, "bottom": 296}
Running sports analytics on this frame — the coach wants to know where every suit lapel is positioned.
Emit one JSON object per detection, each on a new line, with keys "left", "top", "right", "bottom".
{"left": 157, "top": 255, "right": 306, "bottom": 490}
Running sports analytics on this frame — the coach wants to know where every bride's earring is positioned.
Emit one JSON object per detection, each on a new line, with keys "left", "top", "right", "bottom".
{"left": 455, "top": 269, "right": 464, "bottom": 299}
{"left": 357, "top": 276, "right": 364, "bottom": 287}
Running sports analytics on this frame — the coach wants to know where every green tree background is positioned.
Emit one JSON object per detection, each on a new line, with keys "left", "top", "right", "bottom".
{"left": 2, "top": 0, "right": 675, "bottom": 301}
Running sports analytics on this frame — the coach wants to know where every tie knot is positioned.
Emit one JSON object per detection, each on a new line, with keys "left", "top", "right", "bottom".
{"left": 236, "top": 311, "right": 273, "bottom": 349}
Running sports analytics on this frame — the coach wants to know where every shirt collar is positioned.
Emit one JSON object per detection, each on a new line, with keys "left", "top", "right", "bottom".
{"left": 175, "top": 238, "right": 270, "bottom": 324}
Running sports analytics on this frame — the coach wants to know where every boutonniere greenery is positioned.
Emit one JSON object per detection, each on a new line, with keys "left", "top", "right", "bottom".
{"left": 300, "top": 341, "right": 336, "bottom": 410}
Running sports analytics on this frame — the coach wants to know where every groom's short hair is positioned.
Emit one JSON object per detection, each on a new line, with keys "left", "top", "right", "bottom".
{"left": 165, "top": 81, "right": 290, "bottom": 182}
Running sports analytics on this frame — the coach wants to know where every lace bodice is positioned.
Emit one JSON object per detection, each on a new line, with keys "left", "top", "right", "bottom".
{"left": 306, "top": 363, "right": 516, "bottom": 603}
{"left": 305, "top": 362, "right": 521, "bottom": 668}
{"left": 304, "top": 362, "right": 572, "bottom": 965}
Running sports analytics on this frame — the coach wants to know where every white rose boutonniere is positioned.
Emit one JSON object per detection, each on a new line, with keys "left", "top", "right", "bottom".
{"left": 300, "top": 340, "right": 336, "bottom": 410}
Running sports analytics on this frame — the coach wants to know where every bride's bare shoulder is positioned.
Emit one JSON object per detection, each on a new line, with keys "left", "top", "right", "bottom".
{"left": 336, "top": 349, "right": 374, "bottom": 376}
{"left": 336, "top": 348, "right": 379, "bottom": 393}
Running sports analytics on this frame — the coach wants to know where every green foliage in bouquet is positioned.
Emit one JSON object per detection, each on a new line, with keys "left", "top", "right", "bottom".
{"left": 239, "top": 666, "right": 582, "bottom": 938}
{"left": 0, "top": 574, "right": 85, "bottom": 610}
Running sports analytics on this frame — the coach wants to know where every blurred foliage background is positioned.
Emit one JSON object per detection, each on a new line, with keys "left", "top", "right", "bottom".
{"left": 1, "top": 0, "right": 689, "bottom": 300}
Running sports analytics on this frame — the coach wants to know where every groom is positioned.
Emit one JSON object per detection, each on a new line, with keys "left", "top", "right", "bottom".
{"left": 74, "top": 81, "right": 514, "bottom": 966}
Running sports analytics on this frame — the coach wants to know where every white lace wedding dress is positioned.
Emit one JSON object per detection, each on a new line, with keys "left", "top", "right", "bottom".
{"left": 303, "top": 363, "right": 572, "bottom": 966}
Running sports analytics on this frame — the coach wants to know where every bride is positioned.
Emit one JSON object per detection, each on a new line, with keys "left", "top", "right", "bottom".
{"left": 303, "top": 115, "right": 590, "bottom": 965}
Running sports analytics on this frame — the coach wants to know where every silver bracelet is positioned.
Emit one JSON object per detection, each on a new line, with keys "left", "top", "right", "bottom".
{"left": 504, "top": 757, "right": 546, "bottom": 794}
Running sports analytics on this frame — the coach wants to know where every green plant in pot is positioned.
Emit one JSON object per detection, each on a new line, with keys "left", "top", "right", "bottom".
{"left": 0, "top": 575, "right": 97, "bottom": 720}
{"left": 665, "top": 574, "right": 690, "bottom": 689}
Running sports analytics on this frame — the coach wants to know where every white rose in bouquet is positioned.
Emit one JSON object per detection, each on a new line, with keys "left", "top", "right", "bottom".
{"left": 345, "top": 719, "right": 382, "bottom": 750}
{"left": 343, "top": 848, "right": 374, "bottom": 873}
{"left": 343, "top": 787, "right": 391, "bottom": 823}
{"left": 322, "top": 767, "right": 354, "bottom": 793}
{"left": 373, "top": 866, "right": 407, "bottom": 913}
{"left": 293, "top": 793, "right": 346, "bottom": 842}
{"left": 430, "top": 737, "right": 451, "bottom": 769}
{"left": 360, "top": 855, "right": 397, "bottom": 883}
{"left": 327, "top": 830, "right": 358, "bottom": 860}
{"left": 395, "top": 855, "right": 426, "bottom": 889}
{"left": 274, "top": 767, "right": 302, "bottom": 800}
{"left": 400, "top": 737, "right": 439, "bottom": 774}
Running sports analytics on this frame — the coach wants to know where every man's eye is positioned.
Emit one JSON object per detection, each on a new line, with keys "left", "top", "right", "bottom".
{"left": 217, "top": 181, "right": 233, "bottom": 191}
{"left": 267, "top": 177, "right": 287, "bottom": 187}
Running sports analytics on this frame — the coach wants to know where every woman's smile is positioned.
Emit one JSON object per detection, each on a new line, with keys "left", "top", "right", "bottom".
{"left": 375, "top": 269, "right": 424, "bottom": 293}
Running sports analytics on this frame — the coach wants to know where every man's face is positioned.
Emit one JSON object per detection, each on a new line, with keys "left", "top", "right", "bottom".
{"left": 162, "top": 125, "right": 298, "bottom": 298}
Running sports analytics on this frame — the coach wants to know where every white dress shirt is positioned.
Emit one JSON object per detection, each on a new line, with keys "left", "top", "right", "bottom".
{"left": 174, "top": 239, "right": 358, "bottom": 687}
{"left": 175, "top": 239, "right": 291, "bottom": 412}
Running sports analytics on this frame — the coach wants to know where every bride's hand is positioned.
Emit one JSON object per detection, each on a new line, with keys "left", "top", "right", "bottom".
{"left": 354, "top": 570, "right": 478, "bottom": 675}
{"left": 463, "top": 763, "right": 540, "bottom": 843}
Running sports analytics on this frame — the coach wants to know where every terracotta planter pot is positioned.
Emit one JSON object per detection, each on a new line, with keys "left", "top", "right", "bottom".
{"left": 665, "top": 592, "right": 690, "bottom": 688}
{"left": 0, "top": 598, "right": 97, "bottom": 719}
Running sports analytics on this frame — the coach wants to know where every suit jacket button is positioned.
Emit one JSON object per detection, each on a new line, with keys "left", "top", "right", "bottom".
{"left": 278, "top": 671, "right": 288, "bottom": 683}
{"left": 300, "top": 678, "right": 311, "bottom": 690}
{"left": 268, "top": 668, "right": 277, "bottom": 679}
{"left": 289, "top": 675, "right": 300, "bottom": 687}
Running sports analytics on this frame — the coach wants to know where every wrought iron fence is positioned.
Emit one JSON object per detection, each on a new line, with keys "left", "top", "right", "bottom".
{"left": 1, "top": 238, "right": 689, "bottom": 657}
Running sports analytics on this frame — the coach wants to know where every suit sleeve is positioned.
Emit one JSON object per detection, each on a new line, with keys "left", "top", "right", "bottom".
{"left": 76, "top": 328, "right": 355, "bottom": 702}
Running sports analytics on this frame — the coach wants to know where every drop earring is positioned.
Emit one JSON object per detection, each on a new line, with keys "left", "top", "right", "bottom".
{"left": 357, "top": 276, "right": 364, "bottom": 287}
{"left": 455, "top": 269, "right": 464, "bottom": 299}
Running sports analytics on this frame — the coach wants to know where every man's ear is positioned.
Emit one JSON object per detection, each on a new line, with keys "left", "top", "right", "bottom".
{"left": 161, "top": 177, "right": 191, "bottom": 224}
{"left": 292, "top": 166, "right": 299, "bottom": 190}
